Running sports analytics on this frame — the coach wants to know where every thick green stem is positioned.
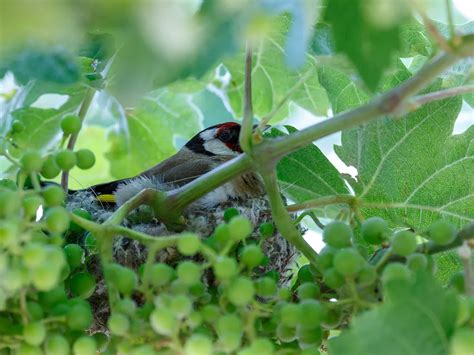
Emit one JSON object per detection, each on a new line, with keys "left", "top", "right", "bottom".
{"left": 239, "top": 44, "right": 254, "bottom": 153}
{"left": 261, "top": 167, "right": 319, "bottom": 265}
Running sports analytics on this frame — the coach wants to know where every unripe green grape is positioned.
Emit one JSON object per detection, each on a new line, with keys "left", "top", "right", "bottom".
{"left": 26, "top": 302, "right": 44, "bottom": 321}
{"left": 0, "top": 221, "right": 18, "bottom": 248}
{"left": 219, "top": 333, "right": 241, "bottom": 353}
{"left": 22, "top": 195, "right": 43, "bottom": 219}
{"left": 246, "top": 338, "right": 274, "bottom": 354}
{"left": 323, "top": 268, "right": 345, "bottom": 289}
{"left": 321, "top": 307, "right": 343, "bottom": 330}
{"left": 55, "top": 149, "right": 76, "bottom": 171}
{"left": 45, "top": 206, "right": 70, "bottom": 233}
{"left": 259, "top": 222, "right": 274, "bottom": 237}
{"left": 450, "top": 328, "right": 474, "bottom": 355}
{"left": 69, "top": 208, "right": 92, "bottom": 234}
{"left": 170, "top": 294, "right": 193, "bottom": 319}
{"left": 42, "top": 185, "right": 65, "bottom": 207}
{"left": 301, "top": 346, "right": 321, "bottom": 355}
{"left": 211, "top": 223, "right": 231, "bottom": 250}
{"left": 391, "top": 230, "right": 417, "bottom": 256}
{"left": 116, "top": 298, "right": 137, "bottom": 317}
{"left": 228, "top": 215, "right": 253, "bottom": 241}
{"left": 12, "top": 120, "right": 25, "bottom": 133}
{"left": 428, "top": 219, "right": 457, "bottom": 245}
{"left": 61, "top": 115, "right": 82, "bottom": 135}
{"left": 256, "top": 277, "right": 277, "bottom": 297}
{"left": 40, "top": 156, "right": 61, "bottom": 179}
{"left": 69, "top": 272, "right": 96, "bottom": 298}
{"left": 3, "top": 267, "right": 25, "bottom": 292}
{"left": 0, "top": 190, "right": 20, "bottom": 218}
{"left": 241, "top": 244, "right": 264, "bottom": 269}
{"left": 75, "top": 149, "right": 95, "bottom": 170}
{"left": 108, "top": 312, "right": 130, "bottom": 335}
{"left": 45, "top": 334, "right": 69, "bottom": 355}
{"left": 67, "top": 304, "right": 93, "bottom": 330}
{"left": 146, "top": 263, "right": 174, "bottom": 287}
{"left": 150, "top": 308, "right": 178, "bottom": 336}
{"left": 297, "top": 325, "right": 322, "bottom": 348}
{"left": 323, "top": 221, "right": 353, "bottom": 248}
{"left": 213, "top": 256, "right": 239, "bottom": 281}
{"left": 297, "top": 282, "right": 321, "bottom": 300}
{"left": 224, "top": 207, "right": 239, "bottom": 222}
{"left": 64, "top": 244, "right": 84, "bottom": 269}
{"left": 23, "top": 322, "right": 46, "bottom": 346}
{"left": 188, "top": 311, "right": 203, "bottom": 328}
{"left": 17, "top": 344, "right": 42, "bottom": 355}
{"left": 406, "top": 253, "right": 428, "bottom": 271}
{"left": 84, "top": 233, "right": 97, "bottom": 252}
{"left": 184, "top": 334, "right": 213, "bottom": 355}
{"left": 216, "top": 314, "right": 243, "bottom": 338}
{"left": 280, "top": 303, "right": 301, "bottom": 327}
{"left": 31, "top": 264, "right": 61, "bottom": 291}
{"left": 73, "top": 336, "right": 96, "bottom": 355}
{"left": 276, "top": 324, "right": 297, "bottom": 343}
{"left": 298, "top": 300, "right": 323, "bottom": 328}
{"left": 450, "top": 271, "right": 465, "bottom": 293}
{"left": 189, "top": 281, "right": 205, "bottom": 298}
{"left": 361, "top": 217, "right": 388, "bottom": 245}
{"left": 38, "top": 286, "right": 68, "bottom": 310}
{"left": 278, "top": 287, "right": 292, "bottom": 301}
{"left": 201, "top": 304, "right": 220, "bottom": 323}
{"left": 20, "top": 151, "right": 43, "bottom": 173}
{"left": 357, "top": 265, "right": 377, "bottom": 286}
{"left": 22, "top": 243, "right": 47, "bottom": 269}
{"left": 381, "top": 263, "right": 412, "bottom": 284}
{"left": 177, "top": 233, "right": 201, "bottom": 256}
{"left": 227, "top": 277, "right": 255, "bottom": 307}
{"left": 106, "top": 264, "right": 137, "bottom": 295}
{"left": 177, "top": 261, "right": 201, "bottom": 286}
{"left": 298, "top": 264, "right": 315, "bottom": 284}
{"left": 457, "top": 296, "right": 470, "bottom": 326}
{"left": 333, "top": 248, "right": 365, "bottom": 276}
{"left": 92, "top": 333, "right": 108, "bottom": 353}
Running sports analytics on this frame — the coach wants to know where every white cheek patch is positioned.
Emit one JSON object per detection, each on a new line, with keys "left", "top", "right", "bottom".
{"left": 203, "top": 140, "right": 239, "bottom": 156}
{"left": 199, "top": 129, "right": 216, "bottom": 141}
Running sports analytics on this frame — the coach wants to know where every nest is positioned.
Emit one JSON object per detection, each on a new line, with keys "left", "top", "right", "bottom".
{"left": 67, "top": 190, "right": 299, "bottom": 331}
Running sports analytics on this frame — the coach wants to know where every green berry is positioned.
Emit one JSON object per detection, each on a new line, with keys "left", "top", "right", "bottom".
{"left": 428, "top": 219, "right": 457, "bottom": 245}
{"left": 278, "top": 287, "right": 292, "bottom": 301}
{"left": 280, "top": 303, "right": 301, "bottom": 327}
{"left": 45, "top": 206, "right": 70, "bottom": 233}
{"left": 17, "top": 344, "right": 42, "bottom": 355}
{"left": 213, "top": 256, "right": 237, "bottom": 281}
{"left": 69, "top": 272, "right": 96, "bottom": 298}
{"left": 64, "top": 244, "right": 84, "bottom": 269}
{"left": 26, "top": 302, "right": 44, "bottom": 321}
{"left": 450, "top": 271, "right": 465, "bottom": 293}
{"left": 323, "top": 221, "right": 353, "bottom": 248}
{"left": 84, "top": 233, "right": 97, "bottom": 252}
{"left": 224, "top": 207, "right": 239, "bottom": 222}
{"left": 227, "top": 277, "right": 255, "bottom": 307}
{"left": 73, "top": 336, "right": 96, "bottom": 355}
{"left": 177, "top": 233, "right": 201, "bottom": 256}
{"left": 177, "top": 261, "right": 201, "bottom": 286}
{"left": 22, "top": 195, "right": 43, "bottom": 219}
{"left": 357, "top": 265, "right": 377, "bottom": 286}
{"left": 45, "top": 334, "right": 69, "bottom": 355}
{"left": 106, "top": 264, "right": 137, "bottom": 295}
{"left": 146, "top": 263, "right": 174, "bottom": 287}
{"left": 241, "top": 244, "right": 264, "bottom": 269}
{"left": 228, "top": 216, "right": 253, "bottom": 241}
{"left": 297, "top": 326, "right": 322, "bottom": 348}
{"left": 184, "top": 334, "right": 213, "bottom": 355}
{"left": 116, "top": 298, "right": 137, "bottom": 317}
{"left": 22, "top": 243, "right": 47, "bottom": 269}
{"left": 40, "top": 156, "right": 61, "bottom": 179}
{"left": 361, "top": 217, "right": 388, "bottom": 245}
{"left": 201, "top": 304, "right": 220, "bottom": 323}
{"left": 20, "top": 151, "right": 43, "bottom": 173}
{"left": 256, "top": 277, "right": 277, "bottom": 297}
{"left": 69, "top": 208, "right": 92, "bottom": 233}
{"left": 0, "top": 190, "right": 20, "bottom": 218}
{"left": 38, "top": 286, "right": 67, "bottom": 310}
{"left": 406, "top": 253, "right": 428, "bottom": 271}
{"left": 297, "top": 283, "right": 321, "bottom": 300}
{"left": 381, "top": 263, "right": 412, "bottom": 283}
{"left": 41, "top": 185, "right": 65, "bottom": 207}
{"left": 216, "top": 314, "right": 243, "bottom": 338}
{"left": 55, "top": 149, "right": 76, "bottom": 171}
{"left": 277, "top": 324, "right": 296, "bottom": 343}
{"left": 391, "top": 230, "right": 417, "bottom": 256}
{"left": 67, "top": 303, "right": 93, "bottom": 330}
{"left": 61, "top": 115, "right": 82, "bottom": 135}
{"left": 75, "top": 149, "right": 95, "bottom": 170}
{"left": 333, "top": 248, "right": 365, "bottom": 276}
{"left": 323, "top": 268, "right": 345, "bottom": 289}
{"left": 108, "top": 313, "right": 130, "bottom": 335}
{"left": 150, "top": 308, "right": 178, "bottom": 336}
{"left": 450, "top": 328, "right": 474, "bottom": 355}
{"left": 298, "top": 299, "right": 323, "bottom": 329}
{"left": 170, "top": 294, "right": 193, "bottom": 319}
{"left": 23, "top": 322, "right": 46, "bottom": 345}
{"left": 259, "top": 222, "right": 274, "bottom": 237}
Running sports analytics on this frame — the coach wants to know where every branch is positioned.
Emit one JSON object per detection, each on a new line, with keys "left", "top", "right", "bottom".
{"left": 261, "top": 167, "right": 318, "bottom": 265}
{"left": 61, "top": 88, "right": 95, "bottom": 191}
{"left": 409, "top": 84, "right": 474, "bottom": 109}
{"left": 239, "top": 44, "right": 254, "bottom": 153}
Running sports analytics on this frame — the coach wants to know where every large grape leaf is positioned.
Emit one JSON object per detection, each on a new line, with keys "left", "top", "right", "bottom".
{"left": 223, "top": 16, "right": 329, "bottom": 122}
{"left": 105, "top": 89, "right": 202, "bottom": 179}
{"left": 329, "top": 272, "right": 458, "bottom": 355}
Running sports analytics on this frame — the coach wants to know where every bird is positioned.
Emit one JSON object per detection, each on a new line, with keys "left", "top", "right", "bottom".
{"left": 78, "top": 122, "right": 266, "bottom": 209}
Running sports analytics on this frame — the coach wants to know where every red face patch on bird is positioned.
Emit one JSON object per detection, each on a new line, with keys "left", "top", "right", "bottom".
{"left": 216, "top": 122, "right": 242, "bottom": 153}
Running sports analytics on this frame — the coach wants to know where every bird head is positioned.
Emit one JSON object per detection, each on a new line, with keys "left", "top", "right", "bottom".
{"left": 185, "top": 122, "right": 243, "bottom": 157}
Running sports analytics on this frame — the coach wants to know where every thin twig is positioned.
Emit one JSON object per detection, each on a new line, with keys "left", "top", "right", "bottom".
{"left": 416, "top": 6, "right": 453, "bottom": 52}
{"left": 409, "top": 84, "right": 474, "bottom": 109}
{"left": 239, "top": 44, "right": 254, "bottom": 153}
{"left": 445, "top": 0, "right": 456, "bottom": 40}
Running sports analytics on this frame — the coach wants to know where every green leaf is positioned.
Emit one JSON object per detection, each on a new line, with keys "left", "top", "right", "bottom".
{"left": 1, "top": 48, "right": 80, "bottom": 85}
{"left": 310, "top": 23, "right": 334, "bottom": 56}
{"left": 105, "top": 89, "right": 202, "bottom": 179}
{"left": 398, "top": 20, "right": 432, "bottom": 57}
{"left": 224, "top": 16, "right": 329, "bottom": 121}
{"left": 323, "top": 0, "right": 409, "bottom": 90}
{"left": 268, "top": 127, "right": 349, "bottom": 209}
{"left": 329, "top": 272, "right": 458, "bottom": 355}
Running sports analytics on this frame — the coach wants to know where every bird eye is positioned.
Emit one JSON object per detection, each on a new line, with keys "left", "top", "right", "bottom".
{"left": 219, "top": 131, "right": 231, "bottom": 142}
